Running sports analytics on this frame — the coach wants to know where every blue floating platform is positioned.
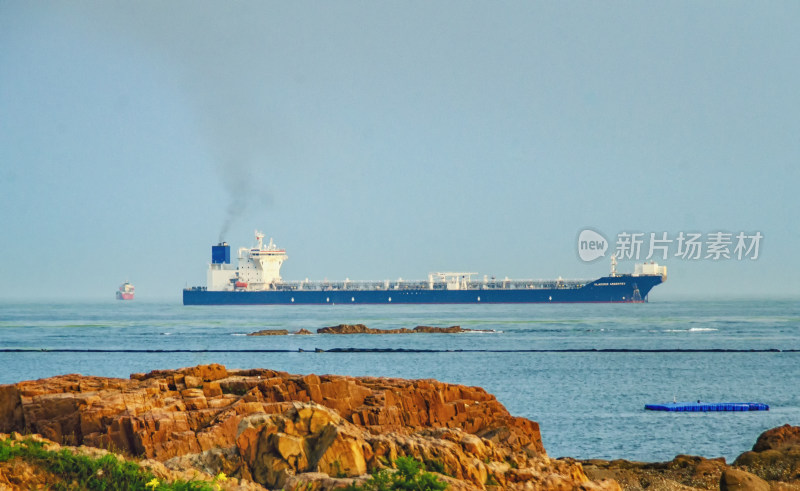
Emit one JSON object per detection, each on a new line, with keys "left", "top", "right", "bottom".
{"left": 645, "top": 402, "right": 769, "bottom": 412}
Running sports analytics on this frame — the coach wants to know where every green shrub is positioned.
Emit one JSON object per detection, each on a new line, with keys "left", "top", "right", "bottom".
{"left": 422, "top": 458, "right": 446, "bottom": 475}
{"left": 0, "top": 436, "right": 224, "bottom": 490}
{"left": 343, "top": 456, "right": 447, "bottom": 491}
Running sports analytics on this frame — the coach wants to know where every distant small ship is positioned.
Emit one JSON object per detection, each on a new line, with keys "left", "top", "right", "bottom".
{"left": 116, "top": 282, "right": 135, "bottom": 300}
{"left": 183, "top": 230, "right": 667, "bottom": 305}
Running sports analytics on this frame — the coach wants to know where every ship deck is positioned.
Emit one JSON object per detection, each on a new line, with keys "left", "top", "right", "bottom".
{"left": 209, "top": 277, "right": 600, "bottom": 292}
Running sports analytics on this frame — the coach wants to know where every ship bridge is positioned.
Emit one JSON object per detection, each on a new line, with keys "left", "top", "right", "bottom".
{"left": 236, "top": 231, "right": 287, "bottom": 289}
{"left": 207, "top": 231, "right": 288, "bottom": 291}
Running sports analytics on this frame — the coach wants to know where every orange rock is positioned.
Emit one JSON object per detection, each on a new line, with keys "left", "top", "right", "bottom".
{"left": 0, "top": 364, "right": 584, "bottom": 490}
{"left": 751, "top": 424, "right": 800, "bottom": 452}
{"left": 720, "top": 468, "right": 770, "bottom": 491}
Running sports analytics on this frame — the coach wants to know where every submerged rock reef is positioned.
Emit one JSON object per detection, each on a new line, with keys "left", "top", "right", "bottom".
{"left": 246, "top": 325, "right": 494, "bottom": 336}
{"left": 0, "top": 364, "right": 798, "bottom": 490}
{"left": 317, "top": 324, "right": 495, "bottom": 334}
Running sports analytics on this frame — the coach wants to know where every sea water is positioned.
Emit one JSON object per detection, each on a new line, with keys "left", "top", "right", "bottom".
{"left": 1, "top": 299, "right": 798, "bottom": 463}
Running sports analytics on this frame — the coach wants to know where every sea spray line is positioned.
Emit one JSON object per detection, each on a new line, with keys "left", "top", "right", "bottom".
{"left": 2, "top": 348, "right": 796, "bottom": 353}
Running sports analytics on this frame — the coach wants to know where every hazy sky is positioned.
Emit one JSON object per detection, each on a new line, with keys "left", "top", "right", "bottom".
{"left": 1, "top": 2, "right": 798, "bottom": 301}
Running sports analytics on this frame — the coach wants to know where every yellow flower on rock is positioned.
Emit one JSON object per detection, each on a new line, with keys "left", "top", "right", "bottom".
{"left": 213, "top": 472, "right": 228, "bottom": 490}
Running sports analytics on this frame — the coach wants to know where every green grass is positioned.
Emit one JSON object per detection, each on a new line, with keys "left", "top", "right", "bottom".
{"left": 342, "top": 456, "right": 447, "bottom": 491}
{"left": 1, "top": 437, "right": 450, "bottom": 490}
{"left": 0, "top": 436, "right": 226, "bottom": 491}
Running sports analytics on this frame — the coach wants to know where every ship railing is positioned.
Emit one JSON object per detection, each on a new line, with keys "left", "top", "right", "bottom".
{"left": 471, "top": 280, "right": 588, "bottom": 290}
{"left": 273, "top": 280, "right": 427, "bottom": 291}
{"left": 270, "top": 278, "right": 593, "bottom": 291}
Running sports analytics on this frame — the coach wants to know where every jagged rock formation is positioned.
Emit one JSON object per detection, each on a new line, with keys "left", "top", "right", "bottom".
{"left": 3, "top": 366, "right": 800, "bottom": 490}
{"left": 317, "top": 324, "right": 493, "bottom": 334}
{"left": 0, "top": 364, "right": 615, "bottom": 490}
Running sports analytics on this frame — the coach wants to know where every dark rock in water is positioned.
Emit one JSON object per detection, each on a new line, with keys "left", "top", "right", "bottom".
{"left": 317, "top": 324, "right": 494, "bottom": 334}
{"left": 317, "top": 324, "right": 376, "bottom": 334}
{"left": 413, "top": 325, "right": 463, "bottom": 333}
{"left": 294, "top": 329, "right": 312, "bottom": 335}
{"left": 247, "top": 329, "right": 289, "bottom": 336}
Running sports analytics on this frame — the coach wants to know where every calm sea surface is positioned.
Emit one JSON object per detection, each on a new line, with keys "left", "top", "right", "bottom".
{"left": 1, "top": 299, "right": 798, "bottom": 463}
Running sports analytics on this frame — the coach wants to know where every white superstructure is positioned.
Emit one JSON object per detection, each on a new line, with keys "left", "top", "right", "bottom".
{"left": 634, "top": 261, "right": 667, "bottom": 279}
{"left": 207, "top": 231, "right": 288, "bottom": 291}
{"left": 428, "top": 272, "right": 478, "bottom": 290}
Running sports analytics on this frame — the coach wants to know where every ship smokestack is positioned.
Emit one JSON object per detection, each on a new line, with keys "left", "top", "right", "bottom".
{"left": 211, "top": 242, "right": 231, "bottom": 264}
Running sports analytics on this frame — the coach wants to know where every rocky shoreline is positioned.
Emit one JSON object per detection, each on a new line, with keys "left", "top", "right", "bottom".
{"left": 0, "top": 364, "right": 798, "bottom": 490}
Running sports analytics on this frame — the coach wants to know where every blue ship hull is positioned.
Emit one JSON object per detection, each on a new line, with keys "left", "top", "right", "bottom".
{"left": 645, "top": 402, "right": 769, "bottom": 412}
{"left": 183, "top": 274, "right": 663, "bottom": 305}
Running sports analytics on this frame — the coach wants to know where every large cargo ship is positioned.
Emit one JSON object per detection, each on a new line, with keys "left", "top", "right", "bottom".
{"left": 183, "top": 231, "right": 666, "bottom": 305}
